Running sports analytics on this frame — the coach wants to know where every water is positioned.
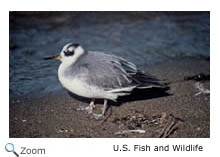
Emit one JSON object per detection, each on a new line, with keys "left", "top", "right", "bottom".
{"left": 9, "top": 12, "right": 210, "bottom": 98}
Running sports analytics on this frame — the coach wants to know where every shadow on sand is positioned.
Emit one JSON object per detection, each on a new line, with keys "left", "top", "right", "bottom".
{"left": 67, "top": 87, "right": 171, "bottom": 107}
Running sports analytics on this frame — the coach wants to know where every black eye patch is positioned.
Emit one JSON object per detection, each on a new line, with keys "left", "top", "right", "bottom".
{"left": 64, "top": 50, "right": 74, "bottom": 56}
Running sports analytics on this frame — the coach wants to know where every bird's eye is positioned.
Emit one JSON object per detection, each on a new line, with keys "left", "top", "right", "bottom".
{"left": 64, "top": 50, "right": 74, "bottom": 56}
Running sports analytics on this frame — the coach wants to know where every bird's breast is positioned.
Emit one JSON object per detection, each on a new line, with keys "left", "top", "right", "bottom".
{"left": 58, "top": 63, "right": 103, "bottom": 98}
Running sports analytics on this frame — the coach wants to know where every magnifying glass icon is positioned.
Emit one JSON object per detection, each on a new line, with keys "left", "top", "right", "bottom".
{"left": 5, "top": 143, "right": 19, "bottom": 157}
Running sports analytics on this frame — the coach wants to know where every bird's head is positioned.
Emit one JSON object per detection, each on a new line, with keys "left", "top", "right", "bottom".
{"left": 44, "top": 43, "right": 86, "bottom": 64}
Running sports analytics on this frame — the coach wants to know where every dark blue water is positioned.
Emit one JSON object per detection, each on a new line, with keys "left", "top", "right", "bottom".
{"left": 9, "top": 12, "right": 210, "bottom": 98}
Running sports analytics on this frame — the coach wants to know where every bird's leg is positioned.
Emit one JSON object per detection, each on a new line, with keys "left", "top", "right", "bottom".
{"left": 77, "top": 99, "right": 95, "bottom": 114}
{"left": 93, "top": 99, "right": 108, "bottom": 120}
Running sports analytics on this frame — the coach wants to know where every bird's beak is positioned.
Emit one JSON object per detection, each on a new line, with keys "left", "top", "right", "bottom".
{"left": 43, "top": 55, "right": 62, "bottom": 60}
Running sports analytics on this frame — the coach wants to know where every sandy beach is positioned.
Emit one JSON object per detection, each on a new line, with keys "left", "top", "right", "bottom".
{"left": 9, "top": 58, "right": 210, "bottom": 138}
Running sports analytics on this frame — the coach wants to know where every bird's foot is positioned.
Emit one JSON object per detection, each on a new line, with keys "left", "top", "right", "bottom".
{"left": 92, "top": 99, "right": 108, "bottom": 120}
{"left": 77, "top": 104, "right": 95, "bottom": 114}
{"left": 92, "top": 113, "right": 105, "bottom": 120}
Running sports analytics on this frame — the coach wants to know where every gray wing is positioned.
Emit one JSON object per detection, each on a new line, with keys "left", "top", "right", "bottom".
{"left": 76, "top": 51, "right": 162, "bottom": 91}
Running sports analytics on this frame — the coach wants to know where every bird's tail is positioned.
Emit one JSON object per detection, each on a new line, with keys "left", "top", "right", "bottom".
{"left": 132, "top": 71, "right": 169, "bottom": 89}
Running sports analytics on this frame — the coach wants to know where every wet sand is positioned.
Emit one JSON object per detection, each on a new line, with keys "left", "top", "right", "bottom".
{"left": 9, "top": 58, "right": 210, "bottom": 138}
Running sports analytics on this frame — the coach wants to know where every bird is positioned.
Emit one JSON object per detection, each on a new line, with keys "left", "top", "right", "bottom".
{"left": 44, "top": 43, "right": 167, "bottom": 120}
